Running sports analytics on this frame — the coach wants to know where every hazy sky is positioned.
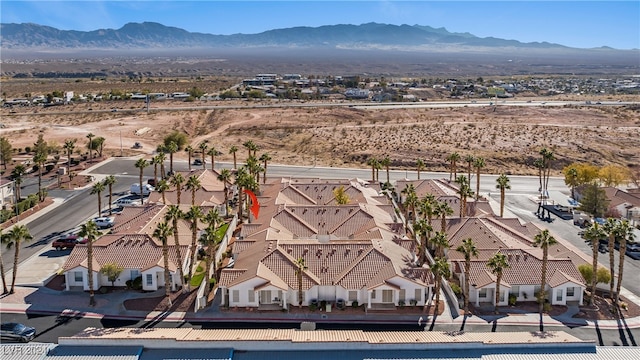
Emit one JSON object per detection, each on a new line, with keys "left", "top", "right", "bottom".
{"left": 2, "top": 1, "right": 638, "bottom": 49}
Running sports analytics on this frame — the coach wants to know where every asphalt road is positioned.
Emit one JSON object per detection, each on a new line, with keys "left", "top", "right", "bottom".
{"left": 1, "top": 312, "right": 637, "bottom": 346}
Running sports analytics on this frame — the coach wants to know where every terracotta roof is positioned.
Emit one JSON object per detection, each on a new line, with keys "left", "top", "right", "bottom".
{"left": 603, "top": 187, "right": 640, "bottom": 208}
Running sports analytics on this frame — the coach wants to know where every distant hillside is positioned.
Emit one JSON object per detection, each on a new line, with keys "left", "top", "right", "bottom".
{"left": 0, "top": 22, "right": 573, "bottom": 50}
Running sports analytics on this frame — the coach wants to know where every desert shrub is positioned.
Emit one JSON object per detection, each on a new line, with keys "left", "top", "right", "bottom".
{"left": 125, "top": 276, "right": 142, "bottom": 290}
{"left": 398, "top": 300, "right": 405, "bottom": 307}
{"left": 508, "top": 294, "right": 517, "bottom": 306}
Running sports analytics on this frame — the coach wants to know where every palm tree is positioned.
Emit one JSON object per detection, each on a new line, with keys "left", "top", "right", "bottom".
{"left": 86, "top": 132, "right": 95, "bottom": 161}
{"left": 465, "top": 154, "right": 475, "bottom": 182}
{"left": 217, "top": 169, "right": 233, "bottom": 214}
{"left": 533, "top": 229, "right": 558, "bottom": 321}
{"left": 156, "top": 150, "right": 167, "bottom": 179}
{"left": 446, "top": 152, "right": 461, "bottom": 181}
{"left": 202, "top": 209, "right": 223, "bottom": 297}
{"left": 401, "top": 184, "right": 418, "bottom": 227}
{"left": 495, "top": 174, "right": 511, "bottom": 217}
{"left": 170, "top": 172, "right": 185, "bottom": 205}
{"left": 539, "top": 147, "right": 554, "bottom": 202}
{"left": 104, "top": 175, "right": 117, "bottom": 215}
{"left": 259, "top": 153, "right": 272, "bottom": 184}
{"left": 413, "top": 219, "right": 432, "bottom": 265}
{"left": 10, "top": 165, "right": 26, "bottom": 202}
{"left": 185, "top": 175, "right": 202, "bottom": 206}
{"left": 416, "top": 159, "right": 426, "bottom": 180}
{"left": 584, "top": 222, "right": 606, "bottom": 305}
{"left": 473, "top": 157, "right": 485, "bottom": 200}
{"left": 63, "top": 139, "right": 76, "bottom": 176}
{"left": 134, "top": 158, "right": 149, "bottom": 205}
{"left": 456, "top": 175, "right": 473, "bottom": 218}
{"left": 229, "top": 145, "right": 238, "bottom": 169}
{"left": 156, "top": 179, "right": 169, "bottom": 204}
{"left": 185, "top": 205, "right": 204, "bottom": 288}
{"left": 243, "top": 140, "right": 256, "bottom": 159}
{"left": 487, "top": 252, "right": 509, "bottom": 313}
{"left": 185, "top": 145, "right": 194, "bottom": 171}
{"left": 167, "top": 141, "right": 178, "bottom": 175}
{"left": 78, "top": 221, "right": 100, "bottom": 306}
{"left": 430, "top": 256, "right": 450, "bottom": 316}
{"left": 431, "top": 231, "right": 449, "bottom": 258}
{"left": 456, "top": 238, "right": 478, "bottom": 315}
{"left": 4, "top": 225, "right": 33, "bottom": 294}
{"left": 380, "top": 156, "right": 391, "bottom": 185}
{"left": 165, "top": 205, "right": 186, "bottom": 292}
{"left": 151, "top": 154, "right": 162, "bottom": 186}
{"left": 153, "top": 221, "right": 174, "bottom": 307}
{"left": 295, "top": 257, "right": 308, "bottom": 307}
{"left": 33, "top": 151, "right": 47, "bottom": 202}
{"left": 533, "top": 158, "right": 544, "bottom": 194}
{"left": 94, "top": 137, "right": 106, "bottom": 158}
{"left": 566, "top": 167, "right": 579, "bottom": 200}
{"left": 603, "top": 218, "right": 620, "bottom": 301}
{"left": 367, "top": 157, "right": 378, "bottom": 182}
{"left": 207, "top": 146, "right": 218, "bottom": 171}
{"left": 615, "top": 220, "right": 635, "bottom": 306}
{"left": 90, "top": 180, "right": 106, "bottom": 217}
{"left": 0, "top": 229, "right": 8, "bottom": 294}
{"left": 198, "top": 141, "right": 208, "bottom": 170}
{"left": 434, "top": 201, "right": 453, "bottom": 234}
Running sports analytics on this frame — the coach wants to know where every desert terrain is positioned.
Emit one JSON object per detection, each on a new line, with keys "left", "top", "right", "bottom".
{"left": 2, "top": 92, "right": 639, "bottom": 177}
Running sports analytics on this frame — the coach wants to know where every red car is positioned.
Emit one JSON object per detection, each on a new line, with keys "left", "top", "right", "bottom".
{"left": 52, "top": 235, "right": 86, "bottom": 250}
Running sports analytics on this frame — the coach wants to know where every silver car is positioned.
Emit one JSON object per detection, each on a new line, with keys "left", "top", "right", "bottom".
{"left": 1, "top": 322, "right": 36, "bottom": 342}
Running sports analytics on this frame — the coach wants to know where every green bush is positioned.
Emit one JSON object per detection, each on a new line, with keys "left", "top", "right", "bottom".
{"left": 309, "top": 303, "right": 317, "bottom": 311}
{"left": 543, "top": 303, "right": 552, "bottom": 313}
{"left": 450, "top": 283, "right": 462, "bottom": 296}
{"left": 508, "top": 294, "right": 517, "bottom": 306}
{"left": 190, "top": 273, "right": 204, "bottom": 287}
{"left": 398, "top": 300, "right": 406, "bottom": 307}
{"left": 410, "top": 299, "right": 418, "bottom": 306}
{"left": 0, "top": 209, "right": 13, "bottom": 223}
{"left": 126, "top": 276, "right": 142, "bottom": 290}
{"left": 351, "top": 301, "right": 359, "bottom": 308}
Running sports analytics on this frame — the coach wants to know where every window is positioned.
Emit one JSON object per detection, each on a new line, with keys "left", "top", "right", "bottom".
{"left": 511, "top": 286, "right": 520, "bottom": 297}
{"left": 382, "top": 290, "right": 393, "bottom": 303}
{"left": 399, "top": 289, "right": 406, "bottom": 302}
{"left": 556, "top": 289, "right": 563, "bottom": 301}
{"left": 146, "top": 274, "right": 153, "bottom": 286}
{"left": 232, "top": 290, "right": 239, "bottom": 303}
{"left": 349, "top": 291, "right": 358, "bottom": 302}
{"left": 74, "top": 271, "right": 83, "bottom": 282}
{"left": 371, "top": 290, "right": 376, "bottom": 299}
{"left": 248, "top": 290, "right": 255, "bottom": 303}
{"left": 131, "top": 270, "right": 140, "bottom": 280}
{"left": 567, "top": 287, "right": 575, "bottom": 297}
{"left": 479, "top": 288, "right": 488, "bottom": 298}
{"left": 414, "top": 288, "right": 422, "bottom": 302}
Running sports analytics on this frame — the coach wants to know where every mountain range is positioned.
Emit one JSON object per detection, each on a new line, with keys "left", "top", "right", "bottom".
{"left": 1, "top": 22, "right": 580, "bottom": 50}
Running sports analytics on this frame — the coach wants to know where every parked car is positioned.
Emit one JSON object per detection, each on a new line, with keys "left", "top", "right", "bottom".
{"left": 93, "top": 217, "right": 115, "bottom": 229}
{"left": 626, "top": 251, "right": 640, "bottom": 260}
{"left": 130, "top": 183, "right": 154, "bottom": 196}
{"left": 1, "top": 322, "right": 36, "bottom": 342}
{"left": 113, "top": 197, "right": 141, "bottom": 207}
{"left": 147, "top": 178, "right": 156, "bottom": 187}
{"left": 193, "top": 158, "right": 203, "bottom": 166}
{"left": 52, "top": 234, "right": 86, "bottom": 250}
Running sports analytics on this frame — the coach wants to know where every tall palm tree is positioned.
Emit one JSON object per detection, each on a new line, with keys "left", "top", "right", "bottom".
{"left": 416, "top": 159, "right": 425, "bottom": 180}
{"left": 465, "top": 154, "right": 475, "bottom": 182}
{"left": 456, "top": 238, "right": 478, "bottom": 316}
{"left": 533, "top": 229, "right": 558, "bottom": 322}
{"left": 259, "top": 153, "right": 272, "bottom": 184}
{"left": 446, "top": 152, "right": 461, "bottom": 181}
{"left": 185, "top": 174, "right": 202, "bottom": 206}
{"left": 431, "top": 231, "right": 449, "bottom": 258}
{"left": 435, "top": 201, "right": 453, "bottom": 234}
{"left": 202, "top": 208, "right": 223, "bottom": 297}
{"left": 487, "top": 252, "right": 509, "bottom": 314}
{"left": 0, "top": 229, "right": 8, "bottom": 294}
{"left": 539, "top": 147, "right": 554, "bottom": 202}
{"left": 185, "top": 145, "right": 194, "bottom": 171}
{"left": 413, "top": 219, "right": 432, "bottom": 265}
{"left": 584, "top": 222, "right": 606, "bottom": 305}
{"left": 380, "top": 156, "right": 391, "bottom": 185}
{"left": 156, "top": 179, "right": 169, "bottom": 204}
{"left": 207, "top": 147, "right": 218, "bottom": 171}
{"left": 198, "top": 141, "right": 208, "bottom": 170}
{"left": 367, "top": 157, "right": 378, "bottom": 182}
{"left": 165, "top": 205, "right": 186, "bottom": 292}
{"left": 603, "top": 218, "right": 620, "bottom": 301}
{"left": 90, "top": 180, "right": 106, "bottom": 217}
{"left": 430, "top": 256, "right": 450, "bottom": 316}
{"left": 134, "top": 158, "right": 149, "bottom": 205}
{"left": 33, "top": 151, "right": 47, "bottom": 202}
{"left": 94, "top": 137, "right": 106, "bottom": 158}
{"left": 63, "top": 139, "right": 76, "bottom": 176}
{"left": 495, "top": 174, "right": 511, "bottom": 217}
{"left": 217, "top": 169, "right": 232, "bottom": 214}
{"left": 170, "top": 172, "right": 185, "bottom": 205}
{"left": 103, "top": 175, "right": 117, "bottom": 215}
{"left": 295, "top": 257, "right": 308, "bottom": 307}
{"left": 166, "top": 141, "right": 178, "bottom": 175}
{"left": 533, "top": 158, "right": 544, "bottom": 194}
{"left": 473, "top": 157, "right": 485, "bottom": 200}
{"left": 243, "top": 140, "right": 256, "bottom": 159}
{"left": 10, "top": 165, "right": 26, "bottom": 202}
{"left": 151, "top": 154, "right": 162, "bottom": 186}
{"left": 401, "top": 184, "right": 418, "bottom": 227}
{"left": 185, "top": 205, "right": 204, "bottom": 288}
{"left": 456, "top": 175, "right": 473, "bottom": 218}
{"left": 156, "top": 150, "right": 167, "bottom": 179}
{"left": 615, "top": 220, "right": 635, "bottom": 306}
{"left": 78, "top": 221, "right": 100, "bottom": 306}
{"left": 4, "top": 225, "right": 33, "bottom": 294}
{"left": 229, "top": 145, "right": 238, "bottom": 169}
{"left": 566, "top": 167, "right": 579, "bottom": 200}
{"left": 86, "top": 132, "right": 95, "bottom": 161}
{"left": 153, "top": 220, "right": 174, "bottom": 307}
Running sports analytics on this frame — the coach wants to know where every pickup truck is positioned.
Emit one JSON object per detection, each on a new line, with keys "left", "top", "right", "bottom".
{"left": 52, "top": 235, "right": 86, "bottom": 250}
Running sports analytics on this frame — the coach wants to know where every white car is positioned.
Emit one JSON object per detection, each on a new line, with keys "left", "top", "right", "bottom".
{"left": 113, "top": 197, "right": 141, "bottom": 207}
{"left": 93, "top": 217, "right": 115, "bottom": 229}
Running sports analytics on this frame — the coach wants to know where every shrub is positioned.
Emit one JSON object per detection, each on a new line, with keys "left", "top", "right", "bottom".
{"left": 398, "top": 300, "right": 405, "bottom": 307}
{"left": 508, "top": 294, "right": 517, "bottom": 306}
{"left": 450, "top": 283, "right": 462, "bottom": 296}
{"left": 543, "top": 303, "right": 552, "bottom": 313}
{"left": 410, "top": 299, "right": 418, "bottom": 306}
{"left": 351, "top": 301, "right": 359, "bottom": 308}
{"left": 126, "top": 276, "right": 142, "bottom": 290}
{"left": 309, "top": 304, "right": 317, "bottom": 311}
